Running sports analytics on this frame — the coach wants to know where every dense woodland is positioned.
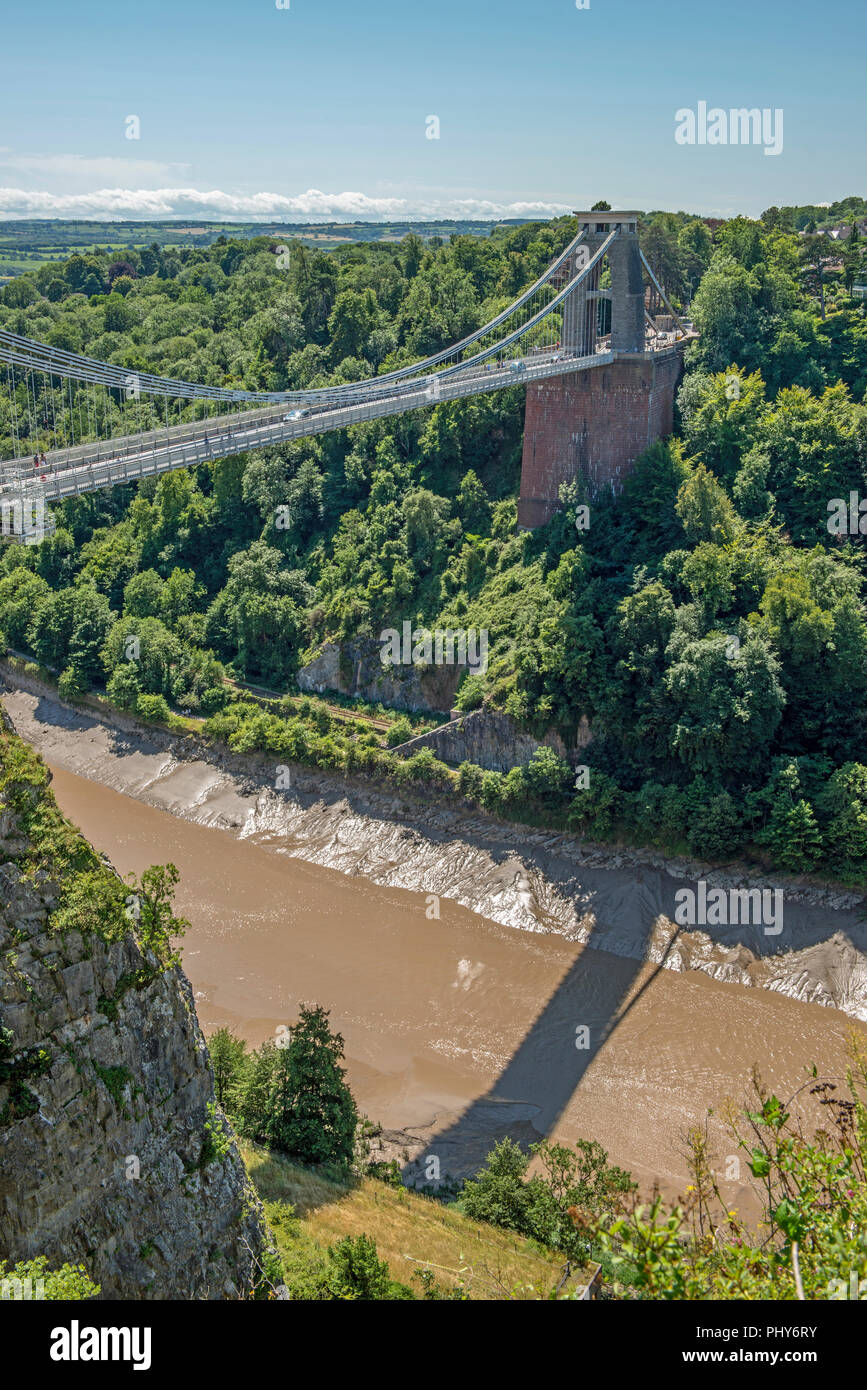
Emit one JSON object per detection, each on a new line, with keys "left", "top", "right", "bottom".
{"left": 1, "top": 206, "right": 867, "bottom": 880}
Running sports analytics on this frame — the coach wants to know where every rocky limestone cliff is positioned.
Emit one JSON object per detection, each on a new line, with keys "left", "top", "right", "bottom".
{"left": 391, "top": 707, "right": 593, "bottom": 773}
{"left": 0, "top": 709, "right": 268, "bottom": 1298}
{"left": 298, "top": 637, "right": 468, "bottom": 713}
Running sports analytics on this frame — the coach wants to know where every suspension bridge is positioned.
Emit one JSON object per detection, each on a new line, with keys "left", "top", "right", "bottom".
{"left": 0, "top": 212, "right": 690, "bottom": 542}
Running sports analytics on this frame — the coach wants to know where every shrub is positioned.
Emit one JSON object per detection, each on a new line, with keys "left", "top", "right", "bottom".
{"left": 685, "top": 785, "right": 743, "bottom": 859}
{"left": 207, "top": 1027, "right": 249, "bottom": 1109}
{"left": 457, "top": 760, "right": 485, "bottom": 801}
{"left": 521, "top": 746, "right": 573, "bottom": 801}
{"left": 757, "top": 797, "right": 824, "bottom": 872}
{"left": 401, "top": 747, "right": 450, "bottom": 787}
{"left": 478, "top": 769, "right": 506, "bottom": 812}
{"left": 132, "top": 863, "right": 189, "bottom": 965}
{"left": 568, "top": 771, "right": 622, "bottom": 839}
{"left": 386, "top": 715, "right": 413, "bottom": 747}
{"left": 200, "top": 683, "right": 229, "bottom": 715}
{"left": 820, "top": 762, "right": 867, "bottom": 877}
{"left": 454, "top": 674, "right": 485, "bottom": 711}
{"left": 106, "top": 663, "right": 141, "bottom": 711}
{"left": 629, "top": 781, "right": 689, "bottom": 847}
{"left": 325, "top": 1235, "right": 414, "bottom": 1301}
{"left": 57, "top": 666, "right": 86, "bottom": 702}
{"left": 136, "top": 693, "right": 171, "bottom": 724}
{"left": 0, "top": 1256, "right": 99, "bottom": 1300}
{"left": 460, "top": 1137, "right": 634, "bottom": 1264}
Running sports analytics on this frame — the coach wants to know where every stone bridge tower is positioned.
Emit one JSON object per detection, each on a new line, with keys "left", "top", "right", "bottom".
{"left": 517, "top": 210, "right": 686, "bottom": 528}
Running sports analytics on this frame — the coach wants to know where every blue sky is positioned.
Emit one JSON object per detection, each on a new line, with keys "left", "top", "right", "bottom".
{"left": 0, "top": 0, "right": 864, "bottom": 221}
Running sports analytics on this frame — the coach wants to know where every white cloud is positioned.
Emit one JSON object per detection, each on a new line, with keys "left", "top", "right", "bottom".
{"left": 0, "top": 185, "right": 572, "bottom": 222}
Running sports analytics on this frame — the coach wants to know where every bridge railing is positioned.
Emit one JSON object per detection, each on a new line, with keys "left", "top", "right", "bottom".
{"left": 18, "top": 350, "right": 615, "bottom": 500}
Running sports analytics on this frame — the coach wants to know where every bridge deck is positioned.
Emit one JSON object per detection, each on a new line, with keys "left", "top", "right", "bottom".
{"left": 0, "top": 340, "right": 688, "bottom": 505}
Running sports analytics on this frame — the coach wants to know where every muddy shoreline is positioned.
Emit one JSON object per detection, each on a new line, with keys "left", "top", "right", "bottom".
{"left": 2, "top": 674, "right": 864, "bottom": 1019}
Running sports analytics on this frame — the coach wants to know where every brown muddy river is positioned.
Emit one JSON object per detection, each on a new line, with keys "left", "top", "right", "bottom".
{"left": 43, "top": 755, "right": 864, "bottom": 1212}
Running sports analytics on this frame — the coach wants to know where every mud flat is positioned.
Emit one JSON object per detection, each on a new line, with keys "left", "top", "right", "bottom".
{"left": 3, "top": 682, "right": 865, "bottom": 1202}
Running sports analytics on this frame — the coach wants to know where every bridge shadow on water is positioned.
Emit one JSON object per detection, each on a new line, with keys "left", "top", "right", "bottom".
{"left": 400, "top": 894, "right": 683, "bottom": 1187}
{"left": 394, "top": 843, "right": 867, "bottom": 1187}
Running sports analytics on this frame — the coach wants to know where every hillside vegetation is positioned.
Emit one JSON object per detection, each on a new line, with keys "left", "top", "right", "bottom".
{"left": 1, "top": 208, "right": 866, "bottom": 881}
{"left": 242, "top": 1143, "right": 576, "bottom": 1301}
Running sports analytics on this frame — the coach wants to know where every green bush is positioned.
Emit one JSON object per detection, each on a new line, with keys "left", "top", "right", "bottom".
{"left": 106, "top": 663, "right": 141, "bottom": 711}
{"left": 200, "top": 683, "right": 229, "bottom": 714}
{"left": 324, "top": 1234, "right": 414, "bottom": 1301}
{"left": 454, "top": 674, "right": 485, "bottom": 711}
{"left": 820, "top": 762, "right": 867, "bottom": 875}
{"left": 386, "top": 715, "right": 413, "bottom": 747}
{"left": 457, "top": 760, "right": 485, "bottom": 800}
{"left": 136, "top": 693, "right": 171, "bottom": 724}
{"left": 0, "top": 1256, "right": 100, "bottom": 1301}
{"left": 57, "top": 665, "right": 86, "bottom": 702}
{"left": 568, "top": 771, "right": 623, "bottom": 839}
{"left": 208, "top": 1027, "right": 248, "bottom": 1109}
{"left": 397, "top": 747, "right": 451, "bottom": 787}
{"left": 684, "top": 785, "right": 743, "bottom": 859}
{"left": 460, "top": 1136, "right": 634, "bottom": 1264}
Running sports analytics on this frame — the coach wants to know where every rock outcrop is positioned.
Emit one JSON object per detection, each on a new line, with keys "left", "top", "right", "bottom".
{"left": 0, "top": 709, "right": 268, "bottom": 1299}
{"left": 298, "top": 637, "right": 468, "bottom": 713}
{"left": 391, "top": 707, "right": 593, "bottom": 773}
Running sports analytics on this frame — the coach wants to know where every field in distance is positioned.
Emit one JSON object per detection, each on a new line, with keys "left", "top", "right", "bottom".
{"left": 0, "top": 217, "right": 533, "bottom": 281}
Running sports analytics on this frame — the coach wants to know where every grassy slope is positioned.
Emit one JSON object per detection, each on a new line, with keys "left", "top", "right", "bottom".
{"left": 242, "top": 1143, "right": 574, "bottom": 1300}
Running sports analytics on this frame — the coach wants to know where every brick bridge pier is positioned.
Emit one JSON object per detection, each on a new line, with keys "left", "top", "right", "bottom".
{"left": 518, "top": 210, "right": 687, "bottom": 528}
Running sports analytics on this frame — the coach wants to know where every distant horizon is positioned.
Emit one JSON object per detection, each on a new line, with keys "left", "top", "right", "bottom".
{"left": 0, "top": 195, "right": 862, "bottom": 230}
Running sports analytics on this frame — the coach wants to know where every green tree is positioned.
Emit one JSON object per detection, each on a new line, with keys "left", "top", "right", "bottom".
{"left": 799, "top": 233, "right": 831, "bottom": 318}
{"left": 123, "top": 570, "right": 165, "bottom": 619}
{"left": 678, "top": 367, "right": 767, "bottom": 482}
{"left": 675, "top": 461, "right": 738, "bottom": 544}
{"left": 664, "top": 631, "right": 785, "bottom": 777}
{"left": 102, "top": 615, "right": 181, "bottom": 696}
{"left": 328, "top": 288, "right": 378, "bottom": 363}
{"left": 105, "top": 663, "right": 142, "bottom": 711}
{"left": 820, "top": 762, "right": 867, "bottom": 875}
{"left": 205, "top": 541, "right": 309, "bottom": 685}
{"left": 461, "top": 1136, "right": 634, "bottom": 1264}
{"left": 455, "top": 469, "right": 491, "bottom": 534}
{"left": 325, "top": 1234, "right": 414, "bottom": 1300}
{"left": 256, "top": 1005, "right": 358, "bottom": 1169}
{"left": 132, "top": 862, "right": 189, "bottom": 964}
{"left": 402, "top": 488, "right": 451, "bottom": 571}
{"left": 208, "top": 1027, "right": 249, "bottom": 1109}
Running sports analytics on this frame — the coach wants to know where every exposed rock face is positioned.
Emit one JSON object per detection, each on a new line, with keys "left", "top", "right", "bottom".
{"left": 0, "top": 710, "right": 268, "bottom": 1299}
{"left": 391, "top": 707, "right": 593, "bottom": 773}
{"left": 298, "top": 637, "right": 468, "bottom": 713}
